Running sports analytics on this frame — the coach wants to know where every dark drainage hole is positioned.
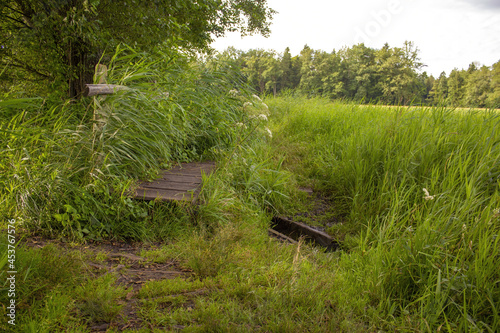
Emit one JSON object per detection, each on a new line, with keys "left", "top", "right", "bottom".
{"left": 270, "top": 216, "right": 338, "bottom": 252}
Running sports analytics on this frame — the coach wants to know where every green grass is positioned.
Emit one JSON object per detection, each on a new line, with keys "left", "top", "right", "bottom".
{"left": 265, "top": 96, "right": 500, "bottom": 331}
{"left": 0, "top": 45, "right": 266, "bottom": 241}
{"left": 2, "top": 48, "right": 499, "bottom": 331}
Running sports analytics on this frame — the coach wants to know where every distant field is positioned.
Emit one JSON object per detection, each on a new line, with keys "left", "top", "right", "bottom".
{"left": 357, "top": 103, "right": 500, "bottom": 112}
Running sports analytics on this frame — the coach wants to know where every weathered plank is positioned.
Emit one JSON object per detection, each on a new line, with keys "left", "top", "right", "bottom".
{"left": 157, "top": 174, "right": 205, "bottom": 183}
{"left": 85, "top": 84, "right": 128, "bottom": 97}
{"left": 134, "top": 188, "right": 199, "bottom": 201}
{"left": 162, "top": 164, "right": 216, "bottom": 175}
{"left": 268, "top": 228, "right": 298, "bottom": 244}
{"left": 132, "top": 162, "right": 216, "bottom": 203}
{"left": 271, "top": 216, "right": 338, "bottom": 251}
{"left": 138, "top": 181, "right": 199, "bottom": 191}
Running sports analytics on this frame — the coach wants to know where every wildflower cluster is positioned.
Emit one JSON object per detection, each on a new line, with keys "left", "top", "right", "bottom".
{"left": 229, "top": 89, "right": 272, "bottom": 139}
{"left": 423, "top": 188, "right": 434, "bottom": 201}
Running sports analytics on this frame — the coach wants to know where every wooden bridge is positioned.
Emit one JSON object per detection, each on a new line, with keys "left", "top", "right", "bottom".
{"left": 132, "top": 162, "right": 216, "bottom": 203}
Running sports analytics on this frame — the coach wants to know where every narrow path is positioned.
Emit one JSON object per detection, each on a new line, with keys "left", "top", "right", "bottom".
{"left": 22, "top": 237, "right": 192, "bottom": 331}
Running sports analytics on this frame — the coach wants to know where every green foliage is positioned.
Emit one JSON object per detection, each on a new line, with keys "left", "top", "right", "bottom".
{"left": 0, "top": 45, "right": 259, "bottom": 241}
{"left": 465, "top": 65, "right": 494, "bottom": 108}
{"left": 228, "top": 43, "right": 499, "bottom": 108}
{"left": 488, "top": 60, "right": 500, "bottom": 108}
{"left": 75, "top": 274, "right": 129, "bottom": 323}
{"left": 0, "top": 0, "right": 276, "bottom": 97}
{"left": 3, "top": 95, "right": 499, "bottom": 331}
{"left": 266, "top": 96, "right": 500, "bottom": 331}
{"left": 0, "top": 242, "right": 84, "bottom": 332}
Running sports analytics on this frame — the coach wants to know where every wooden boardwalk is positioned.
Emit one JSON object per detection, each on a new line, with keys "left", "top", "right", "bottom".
{"left": 132, "top": 162, "right": 216, "bottom": 203}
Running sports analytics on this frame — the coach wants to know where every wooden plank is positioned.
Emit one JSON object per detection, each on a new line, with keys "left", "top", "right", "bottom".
{"left": 165, "top": 162, "right": 216, "bottom": 175}
{"left": 271, "top": 216, "right": 338, "bottom": 251}
{"left": 164, "top": 170, "right": 208, "bottom": 177}
{"left": 157, "top": 174, "right": 203, "bottom": 183}
{"left": 138, "top": 181, "right": 200, "bottom": 191}
{"left": 134, "top": 188, "right": 199, "bottom": 202}
{"left": 268, "top": 228, "right": 298, "bottom": 244}
{"left": 131, "top": 161, "right": 216, "bottom": 203}
{"left": 85, "top": 84, "right": 128, "bottom": 97}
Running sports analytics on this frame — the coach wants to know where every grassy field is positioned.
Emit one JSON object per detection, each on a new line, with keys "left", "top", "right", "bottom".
{"left": 1, "top": 94, "right": 499, "bottom": 332}
{"left": 266, "top": 97, "right": 500, "bottom": 331}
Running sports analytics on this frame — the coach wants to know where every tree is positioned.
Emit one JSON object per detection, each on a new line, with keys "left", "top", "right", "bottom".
{"left": 242, "top": 49, "right": 273, "bottom": 94}
{"left": 447, "top": 69, "right": 467, "bottom": 107}
{"left": 319, "top": 51, "right": 344, "bottom": 100}
{"left": 0, "top": 0, "right": 276, "bottom": 97}
{"left": 375, "top": 41, "right": 423, "bottom": 105}
{"left": 487, "top": 60, "right": 500, "bottom": 108}
{"left": 280, "top": 47, "right": 293, "bottom": 91}
{"left": 429, "top": 72, "right": 448, "bottom": 105}
{"left": 340, "top": 43, "right": 378, "bottom": 101}
{"left": 297, "top": 45, "right": 316, "bottom": 95}
{"left": 416, "top": 72, "right": 434, "bottom": 105}
{"left": 262, "top": 53, "right": 282, "bottom": 96}
{"left": 464, "top": 65, "right": 492, "bottom": 108}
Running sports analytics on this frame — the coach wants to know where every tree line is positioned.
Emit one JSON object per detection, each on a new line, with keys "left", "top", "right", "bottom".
{"left": 213, "top": 42, "right": 500, "bottom": 108}
{"left": 1, "top": 1, "right": 498, "bottom": 109}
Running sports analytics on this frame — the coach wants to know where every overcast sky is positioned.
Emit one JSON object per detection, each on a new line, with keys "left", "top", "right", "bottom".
{"left": 211, "top": 0, "right": 500, "bottom": 77}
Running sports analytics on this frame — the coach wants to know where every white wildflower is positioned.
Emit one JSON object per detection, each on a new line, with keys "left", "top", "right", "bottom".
{"left": 493, "top": 208, "right": 500, "bottom": 217}
{"left": 258, "top": 114, "right": 268, "bottom": 121}
{"left": 423, "top": 188, "right": 434, "bottom": 201}
{"left": 243, "top": 101, "right": 253, "bottom": 108}
{"left": 252, "top": 94, "right": 262, "bottom": 101}
{"left": 261, "top": 103, "right": 269, "bottom": 110}
{"left": 265, "top": 127, "right": 272, "bottom": 138}
{"left": 235, "top": 122, "right": 247, "bottom": 129}
{"left": 229, "top": 89, "right": 239, "bottom": 97}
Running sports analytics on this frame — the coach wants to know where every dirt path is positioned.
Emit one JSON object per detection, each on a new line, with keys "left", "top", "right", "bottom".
{"left": 23, "top": 237, "right": 191, "bottom": 332}
{"left": 19, "top": 189, "right": 342, "bottom": 331}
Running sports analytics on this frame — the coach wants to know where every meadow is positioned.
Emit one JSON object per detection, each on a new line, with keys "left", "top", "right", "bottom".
{"left": 1, "top": 54, "right": 499, "bottom": 331}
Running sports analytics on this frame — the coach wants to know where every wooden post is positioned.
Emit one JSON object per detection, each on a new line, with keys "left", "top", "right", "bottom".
{"left": 94, "top": 64, "right": 108, "bottom": 84}
{"left": 90, "top": 64, "right": 112, "bottom": 133}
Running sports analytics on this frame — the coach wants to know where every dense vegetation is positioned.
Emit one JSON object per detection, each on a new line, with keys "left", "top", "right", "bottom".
{"left": 267, "top": 98, "right": 500, "bottom": 331}
{"left": 1, "top": 1, "right": 499, "bottom": 331}
{"left": 2, "top": 95, "right": 499, "bottom": 331}
{"left": 214, "top": 43, "right": 500, "bottom": 108}
{"left": 0, "top": 0, "right": 275, "bottom": 97}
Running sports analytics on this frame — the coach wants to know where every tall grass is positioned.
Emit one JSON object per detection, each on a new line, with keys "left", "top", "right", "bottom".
{"left": 0, "top": 45, "right": 262, "bottom": 240}
{"left": 266, "top": 96, "right": 500, "bottom": 331}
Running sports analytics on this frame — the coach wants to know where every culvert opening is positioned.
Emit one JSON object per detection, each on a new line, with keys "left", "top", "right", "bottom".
{"left": 270, "top": 216, "right": 338, "bottom": 252}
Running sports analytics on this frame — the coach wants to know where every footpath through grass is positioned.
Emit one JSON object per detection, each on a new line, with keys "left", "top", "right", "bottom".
{"left": 1, "top": 95, "right": 499, "bottom": 332}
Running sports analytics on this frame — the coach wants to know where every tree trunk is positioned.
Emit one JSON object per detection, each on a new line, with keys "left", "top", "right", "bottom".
{"left": 67, "top": 39, "right": 98, "bottom": 99}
